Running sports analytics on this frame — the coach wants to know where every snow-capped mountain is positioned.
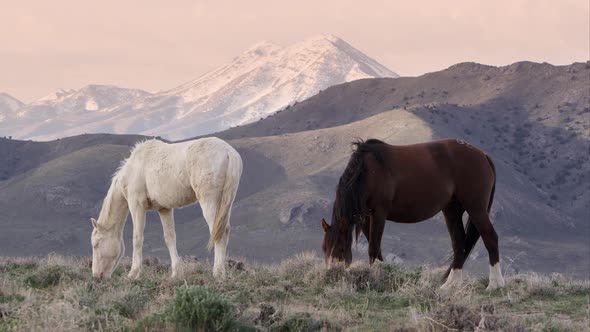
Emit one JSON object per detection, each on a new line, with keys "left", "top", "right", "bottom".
{"left": 14, "top": 85, "right": 150, "bottom": 119}
{"left": 0, "top": 85, "right": 151, "bottom": 139}
{"left": 0, "top": 93, "right": 24, "bottom": 124}
{"left": 1, "top": 34, "right": 398, "bottom": 141}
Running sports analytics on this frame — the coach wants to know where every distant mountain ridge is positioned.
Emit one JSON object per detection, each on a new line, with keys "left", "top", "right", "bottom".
{"left": 0, "top": 93, "right": 24, "bottom": 124}
{"left": 0, "top": 34, "right": 398, "bottom": 141}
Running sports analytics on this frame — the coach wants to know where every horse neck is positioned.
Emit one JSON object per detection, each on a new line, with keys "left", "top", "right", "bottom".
{"left": 97, "top": 176, "right": 129, "bottom": 234}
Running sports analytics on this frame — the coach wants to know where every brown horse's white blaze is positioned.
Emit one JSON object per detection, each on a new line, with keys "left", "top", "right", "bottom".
{"left": 321, "top": 138, "right": 505, "bottom": 291}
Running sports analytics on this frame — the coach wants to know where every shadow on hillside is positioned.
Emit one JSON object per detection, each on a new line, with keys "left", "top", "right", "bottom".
{"left": 406, "top": 97, "right": 589, "bottom": 235}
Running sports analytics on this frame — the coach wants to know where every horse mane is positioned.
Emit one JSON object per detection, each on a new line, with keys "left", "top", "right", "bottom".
{"left": 95, "top": 140, "right": 154, "bottom": 231}
{"left": 332, "top": 139, "right": 387, "bottom": 236}
{"left": 95, "top": 175, "right": 124, "bottom": 231}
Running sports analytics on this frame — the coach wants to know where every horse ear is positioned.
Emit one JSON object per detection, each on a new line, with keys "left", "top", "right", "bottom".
{"left": 321, "top": 218, "right": 330, "bottom": 233}
{"left": 91, "top": 218, "right": 99, "bottom": 230}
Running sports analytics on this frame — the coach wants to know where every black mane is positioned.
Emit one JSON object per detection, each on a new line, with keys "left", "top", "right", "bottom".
{"left": 332, "top": 139, "right": 386, "bottom": 233}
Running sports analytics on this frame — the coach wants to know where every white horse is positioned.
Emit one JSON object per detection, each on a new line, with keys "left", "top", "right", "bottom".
{"left": 90, "top": 137, "right": 242, "bottom": 279}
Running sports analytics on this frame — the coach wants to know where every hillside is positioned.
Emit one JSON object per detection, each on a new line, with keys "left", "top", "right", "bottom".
{"left": 0, "top": 61, "right": 588, "bottom": 278}
{"left": 216, "top": 61, "right": 590, "bottom": 219}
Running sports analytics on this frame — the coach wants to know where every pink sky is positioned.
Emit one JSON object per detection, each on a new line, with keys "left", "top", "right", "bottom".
{"left": 1, "top": 0, "right": 588, "bottom": 101}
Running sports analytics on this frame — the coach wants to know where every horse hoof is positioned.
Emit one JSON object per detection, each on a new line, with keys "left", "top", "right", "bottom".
{"left": 486, "top": 282, "right": 504, "bottom": 291}
{"left": 213, "top": 269, "right": 226, "bottom": 280}
{"left": 440, "top": 268, "right": 463, "bottom": 291}
{"left": 127, "top": 270, "right": 141, "bottom": 280}
{"left": 440, "top": 281, "right": 458, "bottom": 291}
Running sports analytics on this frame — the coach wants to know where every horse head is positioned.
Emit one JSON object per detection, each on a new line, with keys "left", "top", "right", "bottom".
{"left": 321, "top": 217, "right": 353, "bottom": 266}
{"left": 91, "top": 218, "right": 125, "bottom": 279}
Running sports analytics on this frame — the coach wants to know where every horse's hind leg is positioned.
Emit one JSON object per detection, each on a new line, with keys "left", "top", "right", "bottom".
{"left": 158, "top": 208, "right": 181, "bottom": 278}
{"left": 468, "top": 209, "right": 505, "bottom": 290}
{"left": 200, "top": 198, "right": 230, "bottom": 278}
{"left": 440, "top": 201, "right": 466, "bottom": 290}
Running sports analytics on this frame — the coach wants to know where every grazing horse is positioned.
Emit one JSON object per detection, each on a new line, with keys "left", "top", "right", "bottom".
{"left": 321, "top": 138, "right": 505, "bottom": 290}
{"left": 91, "top": 137, "right": 242, "bottom": 280}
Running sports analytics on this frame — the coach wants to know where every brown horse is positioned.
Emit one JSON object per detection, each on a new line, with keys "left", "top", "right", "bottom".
{"left": 321, "top": 138, "right": 505, "bottom": 290}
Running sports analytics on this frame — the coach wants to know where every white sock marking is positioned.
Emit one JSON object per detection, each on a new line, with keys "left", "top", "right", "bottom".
{"left": 440, "top": 268, "right": 463, "bottom": 290}
{"left": 487, "top": 262, "right": 505, "bottom": 290}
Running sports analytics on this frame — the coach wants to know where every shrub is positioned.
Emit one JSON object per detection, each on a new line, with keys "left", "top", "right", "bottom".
{"left": 373, "top": 263, "right": 422, "bottom": 292}
{"left": 271, "top": 312, "right": 333, "bottom": 332}
{"left": 0, "top": 261, "right": 38, "bottom": 276}
{"left": 278, "top": 252, "right": 318, "bottom": 282}
{"left": 428, "top": 304, "right": 480, "bottom": 330}
{"left": 171, "top": 286, "right": 235, "bottom": 331}
{"left": 129, "top": 312, "right": 169, "bottom": 332}
{"left": 0, "top": 292, "right": 25, "bottom": 303}
{"left": 542, "top": 320, "right": 574, "bottom": 332}
{"left": 112, "top": 286, "right": 150, "bottom": 318}
{"left": 24, "top": 265, "right": 66, "bottom": 289}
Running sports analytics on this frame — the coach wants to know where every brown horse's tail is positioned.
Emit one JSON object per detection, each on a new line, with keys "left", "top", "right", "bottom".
{"left": 444, "top": 154, "right": 496, "bottom": 279}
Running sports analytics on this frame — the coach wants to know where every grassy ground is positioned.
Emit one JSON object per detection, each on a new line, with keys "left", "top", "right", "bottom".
{"left": 0, "top": 253, "right": 588, "bottom": 331}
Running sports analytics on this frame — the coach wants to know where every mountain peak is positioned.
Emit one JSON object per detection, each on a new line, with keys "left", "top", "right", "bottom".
{"left": 0, "top": 92, "right": 24, "bottom": 113}
{"left": 243, "top": 41, "right": 282, "bottom": 57}
{"left": 290, "top": 34, "right": 344, "bottom": 52}
{"left": 36, "top": 88, "right": 75, "bottom": 103}
{"left": 306, "top": 33, "right": 343, "bottom": 43}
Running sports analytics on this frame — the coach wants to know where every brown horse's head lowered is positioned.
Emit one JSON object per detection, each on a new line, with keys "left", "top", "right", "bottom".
{"left": 321, "top": 139, "right": 384, "bottom": 266}
{"left": 321, "top": 217, "right": 352, "bottom": 265}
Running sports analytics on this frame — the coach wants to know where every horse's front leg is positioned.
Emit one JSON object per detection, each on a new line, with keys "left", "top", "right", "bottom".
{"left": 361, "top": 220, "right": 384, "bottom": 261}
{"left": 368, "top": 213, "right": 386, "bottom": 265}
{"left": 158, "top": 208, "right": 181, "bottom": 278}
{"left": 128, "top": 204, "right": 146, "bottom": 279}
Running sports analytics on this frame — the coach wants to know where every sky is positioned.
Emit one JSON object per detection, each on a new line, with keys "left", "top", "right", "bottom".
{"left": 1, "top": 0, "right": 588, "bottom": 102}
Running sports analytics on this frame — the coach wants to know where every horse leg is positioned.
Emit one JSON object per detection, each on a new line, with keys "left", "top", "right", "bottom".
{"left": 469, "top": 210, "right": 505, "bottom": 290}
{"left": 158, "top": 208, "right": 181, "bottom": 278}
{"left": 361, "top": 222, "right": 384, "bottom": 261}
{"left": 128, "top": 203, "right": 146, "bottom": 279}
{"left": 368, "top": 213, "right": 386, "bottom": 266}
{"left": 200, "top": 198, "right": 230, "bottom": 278}
{"left": 440, "top": 202, "right": 466, "bottom": 290}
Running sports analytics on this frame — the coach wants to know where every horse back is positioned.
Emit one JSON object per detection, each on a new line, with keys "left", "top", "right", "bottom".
{"left": 118, "top": 138, "right": 241, "bottom": 210}
{"left": 367, "top": 139, "right": 494, "bottom": 222}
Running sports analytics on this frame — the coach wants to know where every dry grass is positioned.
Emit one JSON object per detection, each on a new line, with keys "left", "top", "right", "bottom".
{"left": 0, "top": 252, "right": 588, "bottom": 331}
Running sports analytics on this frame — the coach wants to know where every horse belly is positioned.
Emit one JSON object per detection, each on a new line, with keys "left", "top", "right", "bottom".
{"left": 388, "top": 181, "right": 453, "bottom": 223}
{"left": 146, "top": 183, "right": 197, "bottom": 210}
{"left": 388, "top": 204, "right": 442, "bottom": 223}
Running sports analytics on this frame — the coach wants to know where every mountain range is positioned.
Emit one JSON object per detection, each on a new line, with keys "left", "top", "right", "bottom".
{"left": 0, "top": 93, "right": 24, "bottom": 125}
{"left": 1, "top": 60, "right": 588, "bottom": 277}
{"left": 0, "top": 34, "right": 397, "bottom": 141}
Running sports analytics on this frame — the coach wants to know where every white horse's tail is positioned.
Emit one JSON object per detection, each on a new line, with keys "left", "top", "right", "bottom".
{"left": 208, "top": 150, "right": 242, "bottom": 250}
